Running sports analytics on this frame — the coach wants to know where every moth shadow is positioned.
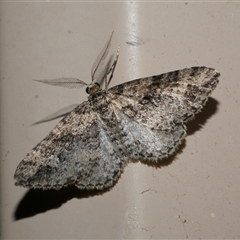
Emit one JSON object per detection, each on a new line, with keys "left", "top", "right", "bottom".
{"left": 186, "top": 97, "right": 219, "bottom": 135}
{"left": 139, "top": 97, "right": 219, "bottom": 169}
{"left": 13, "top": 186, "right": 111, "bottom": 221}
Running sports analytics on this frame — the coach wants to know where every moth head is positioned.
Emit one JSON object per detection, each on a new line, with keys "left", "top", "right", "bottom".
{"left": 86, "top": 82, "right": 101, "bottom": 95}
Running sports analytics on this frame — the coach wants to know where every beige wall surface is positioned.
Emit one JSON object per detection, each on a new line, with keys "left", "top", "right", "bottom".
{"left": 1, "top": 2, "right": 240, "bottom": 239}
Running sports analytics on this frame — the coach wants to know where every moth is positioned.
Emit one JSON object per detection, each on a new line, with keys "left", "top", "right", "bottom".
{"left": 14, "top": 32, "right": 220, "bottom": 190}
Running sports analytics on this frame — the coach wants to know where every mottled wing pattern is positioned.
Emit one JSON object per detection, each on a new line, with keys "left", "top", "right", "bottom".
{"left": 14, "top": 66, "right": 219, "bottom": 190}
{"left": 75, "top": 113, "right": 127, "bottom": 190}
{"left": 113, "top": 107, "right": 187, "bottom": 162}
{"left": 14, "top": 101, "right": 126, "bottom": 190}
{"left": 108, "top": 67, "right": 219, "bottom": 131}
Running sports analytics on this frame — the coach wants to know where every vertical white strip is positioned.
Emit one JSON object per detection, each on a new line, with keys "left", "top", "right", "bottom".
{"left": 121, "top": 2, "right": 146, "bottom": 239}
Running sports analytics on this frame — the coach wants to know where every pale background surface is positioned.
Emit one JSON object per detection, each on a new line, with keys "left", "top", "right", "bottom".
{"left": 1, "top": 2, "right": 240, "bottom": 239}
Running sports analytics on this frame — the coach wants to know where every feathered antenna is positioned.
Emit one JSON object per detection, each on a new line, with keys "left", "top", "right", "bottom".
{"left": 91, "top": 31, "right": 114, "bottom": 83}
{"left": 33, "top": 78, "right": 87, "bottom": 89}
{"left": 33, "top": 32, "right": 114, "bottom": 89}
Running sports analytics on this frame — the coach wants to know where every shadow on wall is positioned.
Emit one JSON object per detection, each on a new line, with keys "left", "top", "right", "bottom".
{"left": 13, "top": 97, "right": 219, "bottom": 221}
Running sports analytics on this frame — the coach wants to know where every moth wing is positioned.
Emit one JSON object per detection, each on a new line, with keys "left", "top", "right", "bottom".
{"left": 14, "top": 101, "right": 95, "bottom": 189}
{"left": 14, "top": 101, "right": 126, "bottom": 190}
{"left": 108, "top": 66, "right": 219, "bottom": 131}
{"left": 75, "top": 115, "right": 127, "bottom": 190}
{"left": 113, "top": 107, "right": 186, "bottom": 162}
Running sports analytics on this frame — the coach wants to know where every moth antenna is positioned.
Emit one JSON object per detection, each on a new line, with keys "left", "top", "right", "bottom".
{"left": 33, "top": 78, "right": 87, "bottom": 89}
{"left": 91, "top": 31, "right": 114, "bottom": 83}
